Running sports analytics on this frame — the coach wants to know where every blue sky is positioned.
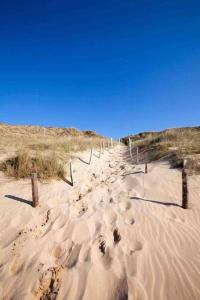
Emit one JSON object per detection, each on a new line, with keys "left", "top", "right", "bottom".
{"left": 0, "top": 0, "right": 200, "bottom": 138}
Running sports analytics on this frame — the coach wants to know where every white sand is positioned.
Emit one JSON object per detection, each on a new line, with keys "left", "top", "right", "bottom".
{"left": 0, "top": 145, "right": 200, "bottom": 300}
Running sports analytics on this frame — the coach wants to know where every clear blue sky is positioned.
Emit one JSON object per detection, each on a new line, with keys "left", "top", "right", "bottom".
{"left": 0, "top": 0, "right": 200, "bottom": 138}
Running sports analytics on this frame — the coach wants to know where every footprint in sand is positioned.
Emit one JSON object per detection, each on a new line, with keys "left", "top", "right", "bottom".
{"left": 79, "top": 204, "right": 88, "bottom": 217}
{"left": 113, "top": 228, "right": 121, "bottom": 244}
{"left": 91, "top": 235, "right": 112, "bottom": 269}
{"left": 104, "top": 210, "right": 117, "bottom": 228}
{"left": 119, "top": 201, "right": 132, "bottom": 212}
{"left": 51, "top": 244, "right": 65, "bottom": 259}
{"left": 41, "top": 209, "right": 51, "bottom": 227}
{"left": 65, "top": 244, "right": 82, "bottom": 268}
{"left": 34, "top": 266, "right": 63, "bottom": 300}
{"left": 125, "top": 216, "right": 135, "bottom": 225}
{"left": 79, "top": 244, "right": 91, "bottom": 263}
{"left": 10, "top": 257, "right": 24, "bottom": 274}
{"left": 125, "top": 253, "right": 138, "bottom": 277}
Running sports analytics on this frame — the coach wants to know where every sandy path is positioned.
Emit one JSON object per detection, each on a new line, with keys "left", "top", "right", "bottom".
{"left": 0, "top": 145, "right": 200, "bottom": 300}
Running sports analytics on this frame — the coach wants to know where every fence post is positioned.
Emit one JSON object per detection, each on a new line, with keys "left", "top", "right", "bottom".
{"left": 145, "top": 162, "right": 148, "bottom": 174}
{"left": 129, "top": 138, "right": 132, "bottom": 159}
{"left": 111, "top": 137, "right": 113, "bottom": 148}
{"left": 136, "top": 147, "right": 139, "bottom": 164}
{"left": 69, "top": 159, "right": 74, "bottom": 186}
{"left": 182, "top": 159, "right": 188, "bottom": 209}
{"left": 89, "top": 148, "right": 93, "bottom": 165}
{"left": 31, "top": 173, "right": 39, "bottom": 207}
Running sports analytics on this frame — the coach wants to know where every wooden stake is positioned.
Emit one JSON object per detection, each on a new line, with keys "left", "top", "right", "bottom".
{"left": 182, "top": 160, "right": 188, "bottom": 209}
{"left": 145, "top": 162, "right": 148, "bottom": 174}
{"left": 31, "top": 173, "right": 39, "bottom": 207}
{"left": 129, "top": 138, "right": 132, "bottom": 159}
{"left": 69, "top": 160, "right": 74, "bottom": 186}
{"left": 102, "top": 142, "right": 104, "bottom": 154}
{"left": 136, "top": 147, "right": 139, "bottom": 164}
{"left": 89, "top": 148, "right": 93, "bottom": 165}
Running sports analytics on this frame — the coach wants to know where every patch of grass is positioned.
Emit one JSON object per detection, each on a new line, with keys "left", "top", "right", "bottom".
{"left": 125, "top": 127, "right": 200, "bottom": 174}
{"left": 0, "top": 124, "right": 108, "bottom": 179}
{"left": 0, "top": 152, "right": 65, "bottom": 180}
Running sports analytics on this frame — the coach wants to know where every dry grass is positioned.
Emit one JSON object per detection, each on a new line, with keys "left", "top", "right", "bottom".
{"left": 0, "top": 152, "right": 65, "bottom": 180}
{"left": 125, "top": 127, "right": 200, "bottom": 174}
{"left": 0, "top": 123, "right": 107, "bottom": 179}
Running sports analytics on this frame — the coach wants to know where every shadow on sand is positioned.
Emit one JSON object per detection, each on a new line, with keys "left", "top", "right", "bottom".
{"left": 78, "top": 157, "right": 90, "bottom": 165}
{"left": 130, "top": 196, "right": 181, "bottom": 207}
{"left": 5, "top": 195, "right": 32, "bottom": 206}
{"left": 61, "top": 177, "right": 73, "bottom": 187}
{"left": 122, "top": 171, "right": 144, "bottom": 176}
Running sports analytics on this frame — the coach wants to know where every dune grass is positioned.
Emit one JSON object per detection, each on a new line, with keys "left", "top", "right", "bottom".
{"left": 126, "top": 127, "right": 200, "bottom": 174}
{"left": 0, "top": 124, "right": 107, "bottom": 179}
{"left": 0, "top": 152, "right": 65, "bottom": 180}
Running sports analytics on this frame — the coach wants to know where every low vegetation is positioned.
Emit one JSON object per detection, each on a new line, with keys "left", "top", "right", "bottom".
{"left": 0, "top": 123, "right": 106, "bottom": 179}
{"left": 0, "top": 152, "right": 65, "bottom": 180}
{"left": 123, "top": 127, "right": 200, "bottom": 174}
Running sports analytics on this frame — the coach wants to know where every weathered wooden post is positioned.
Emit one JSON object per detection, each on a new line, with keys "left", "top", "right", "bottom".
{"left": 145, "top": 162, "right": 148, "bottom": 174}
{"left": 136, "top": 147, "right": 139, "bottom": 164}
{"left": 111, "top": 137, "right": 113, "bottom": 148}
{"left": 107, "top": 139, "right": 109, "bottom": 148}
{"left": 129, "top": 138, "right": 132, "bottom": 159}
{"left": 182, "top": 159, "right": 188, "bottom": 209}
{"left": 89, "top": 148, "right": 93, "bottom": 165}
{"left": 69, "top": 159, "right": 74, "bottom": 186}
{"left": 31, "top": 173, "right": 39, "bottom": 207}
{"left": 102, "top": 142, "right": 104, "bottom": 154}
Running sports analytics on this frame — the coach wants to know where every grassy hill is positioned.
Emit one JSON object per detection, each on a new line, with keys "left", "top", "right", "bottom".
{"left": 0, "top": 123, "right": 105, "bottom": 179}
{"left": 122, "top": 126, "right": 200, "bottom": 174}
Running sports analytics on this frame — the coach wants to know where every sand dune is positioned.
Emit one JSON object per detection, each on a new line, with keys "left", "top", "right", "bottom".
{"left": 0, "top": 145, "right": 200, "bottom": 300}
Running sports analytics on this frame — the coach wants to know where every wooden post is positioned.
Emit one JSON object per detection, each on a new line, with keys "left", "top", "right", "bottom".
{"left": 31, "top": 173, "right": 39, "bottom": 207}
{"left": 182, "top": 160, "right": 188, "bottom": 209}
{"left": 69, "top": 160, "right": 74, "bottom": 186}
{"left": 102, "top": 142, "right": 104, "bottom": 154}
{"left": 129, "top": 138, "right": 132, "bottom": 159}
{"left": 145, "top": 162, "right": 148, "bottom": 174}
{"left": 145, "top": 153, "right": 148, "bottom": 173}
{"left": 111, "top": 137, "right": 113, "bottom": 148}
{"left": 136, "top": 147, "right": 139, "bottom": 164}
{"left": 89, "top": 148, "right": 93, "bottom": 165}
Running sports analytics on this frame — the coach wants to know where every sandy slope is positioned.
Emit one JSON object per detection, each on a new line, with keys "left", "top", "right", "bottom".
{"left": 0, "top": 145, "right": 200, "bottom": 300}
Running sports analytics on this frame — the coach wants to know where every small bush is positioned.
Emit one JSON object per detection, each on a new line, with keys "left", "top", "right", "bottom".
{"left": 0, "top": 152, "right": 65, "bottom": 180}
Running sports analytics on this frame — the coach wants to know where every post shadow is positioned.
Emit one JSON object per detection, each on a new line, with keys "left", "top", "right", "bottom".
{"left": 130, "top": 196, "right": 181, "bottom": 207}
{"left": 61, "top": 176, "right": 73, "bottom": 186}
{"left": 5, "top": 195, "right": 32, "bottom": 206}
{"left": 122, "top": 171, "right": 144, "bottom": 177}
{"left": 78, "top": 157, "right": 90, "bottom": 165}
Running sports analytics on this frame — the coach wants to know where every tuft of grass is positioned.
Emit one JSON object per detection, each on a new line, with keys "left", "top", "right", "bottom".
{"left": 0, "top": 152, "right": 65, "bottom": 180}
